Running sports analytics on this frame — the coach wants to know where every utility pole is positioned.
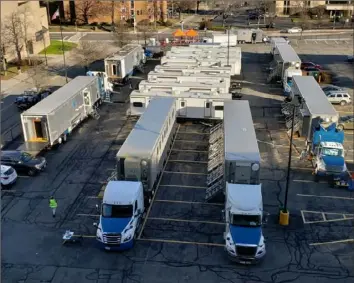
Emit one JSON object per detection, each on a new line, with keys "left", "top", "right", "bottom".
{"left": 227, "top": 26, "right": 230, "bottom": 66}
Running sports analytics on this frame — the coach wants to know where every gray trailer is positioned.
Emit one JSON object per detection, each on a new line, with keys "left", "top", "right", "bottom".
{"left": 231, "top": 28, "right": 267, "bottom": 44}
{"left": 224, "top": 100, "right": 261, "bottom": 184}
{"left": 19, "top": 76, "right": 100, "bottom": 155}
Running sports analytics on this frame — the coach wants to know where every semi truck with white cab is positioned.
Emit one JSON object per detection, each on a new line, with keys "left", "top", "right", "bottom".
{"left": 268, "top": 44, "right": 302, "bottom": 95}
{"left": 94, "top": 97, "right": 178, "bottom": 250}
{"left": 19, "top": 76, "right": 101, "bottom": 155}
{"left": 290, "top": 76, "right": 347, "bottom": 181}
{"left": 104, "top": 44, "right": 146, "bottom": 86}
{"left": 86, "top": 71, "right": 113, "bottom": 101}
{"left": 222, "top": 100, "right": 266, "bottom": 263}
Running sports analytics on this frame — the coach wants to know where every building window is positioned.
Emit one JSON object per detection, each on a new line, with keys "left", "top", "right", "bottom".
{"left": 121, "top": 15, "right": 126, "bottom": 20}
{"left": 215, "top": 106, "right": 224, "bottom": 111}
{"left": 140, "top": 10, "right": 143, "bottom": 15}
{"left": 130, "top": 0, "right": 134, "bottom": 9}
{"left": 131, "top": 9, "right": 135, "bottom": 17}
{"left": 137, "top": 10, "right": 140, "bottom": 15}
{"left": 133, "top": 102, "right": 143, "bottom": 107}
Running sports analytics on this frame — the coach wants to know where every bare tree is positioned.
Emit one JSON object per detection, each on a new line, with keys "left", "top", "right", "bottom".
{"left": 19, "top": 6, "right": 34, "bottom": 65}
{"left": 27, "top": 62, "right": 49, "bottom": 91}
{"left": 174, "top": 0, "right": 195, "bottom": 20}
{"left": 113, "top": 20, "right": 131, "bottom": 48}
{"left": 1, "top": 12, "right": 24, "bottom": 65}
{"left": 291, "top": 1, "right": 311, "bottom": 39}
{"left": 75, "top": 0, "right": 104, "bottom": 24}
{"left": 72, "top": 41, "right": 101, "bottom": 72}
{"left": 137, "top": 20, "right": 154, "bottom": 47}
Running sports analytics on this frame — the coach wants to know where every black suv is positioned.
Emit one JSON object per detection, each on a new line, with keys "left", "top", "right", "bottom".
{"left": 1, "top": 151, "right": 46, "bottom": 176}
{"left": 15, "top": 89, "right": 52, "bottom": 111}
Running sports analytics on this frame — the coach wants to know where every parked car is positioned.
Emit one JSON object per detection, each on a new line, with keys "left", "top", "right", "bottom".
{"left": 303, "top": 67, "right": 321, "bottom": 72}
{"left": 287, "top": 27, "right": 302, "bottom": 33}
{"left": 322, "top": 85, "right": 344, "bottom": 93}
{"left": 15, "top": 88, "right": 52, "bottom": 111}
{"left": 337, "top": 115, "right": 354, "bottom": 130}
{"left": 348, "top": 55, "right": 354, "bottom": 63}
{"left": 301, "top": 62, "right": 323, "bottom": 70}
{"left": 1, "top": 165, "right": 17, "bottom": 187}
{"left": 326, "top": 91, "right": 352, "bottom": 106}
{"left": 0, "top": 151, "right": 46, "bottom": 176}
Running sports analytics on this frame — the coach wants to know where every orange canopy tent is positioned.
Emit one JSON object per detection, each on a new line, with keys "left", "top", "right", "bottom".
{"left": 185, "top": 29, "right": 198, "bottom": 37}
{"left": 173, "top": 29, "right": 186, "bottom": 37}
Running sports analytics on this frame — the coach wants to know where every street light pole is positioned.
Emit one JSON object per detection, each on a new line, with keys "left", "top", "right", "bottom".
{"left": 227, "top": 26, "right": 230, "bottom": 66}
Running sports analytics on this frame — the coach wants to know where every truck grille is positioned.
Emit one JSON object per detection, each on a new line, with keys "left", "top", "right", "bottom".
{"left": 103, "top": 233, "right": 121, "bottom": 245}
{"left": 325, "top": 165, "right": 342, "bottom": 174}
{"left": 236, "top": 246, "right": 257, "bottom": 257}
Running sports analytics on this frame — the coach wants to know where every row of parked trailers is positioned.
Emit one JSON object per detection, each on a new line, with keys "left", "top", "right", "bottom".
{"left": 129, "top": 43, "right": 242, "bottom": 120}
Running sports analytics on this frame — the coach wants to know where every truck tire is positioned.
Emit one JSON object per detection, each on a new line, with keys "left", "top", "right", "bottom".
{"left": 340, "top": 100, "right": 347, "bottom": 106}
{"left": 314, "top": 167, "right": 319, "bottom": 182}
{"left": 58, "top": 137, "right": 63, "bottom": 144}
{"left": 63, "top": 134, "right": 67, "bottom": 143}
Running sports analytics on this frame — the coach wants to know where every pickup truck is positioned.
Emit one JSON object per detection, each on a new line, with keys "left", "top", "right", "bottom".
{"left": 15, "top": 88, "right": 52, "bottom": 111}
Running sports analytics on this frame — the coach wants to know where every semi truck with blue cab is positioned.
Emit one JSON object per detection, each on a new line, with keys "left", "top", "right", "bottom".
{"left": 94, "top": 97, "right": 178, "bottom": 250}
{"left": 222, "top": 101, "right": 267, "bottom": 264}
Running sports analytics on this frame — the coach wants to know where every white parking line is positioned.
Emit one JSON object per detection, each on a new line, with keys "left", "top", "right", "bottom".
{"left": 164, "top": 171, "right": 207, "bottom": 175}
{"left": 293, "top": 179, "right": 327, "bottom": 184}
{"left": 17, "top": 175, "right": 30, "bottom": 178}
{"left": 297, "top": 194, "right": 354, "bottom": 200}
{"left": 154, "top": 199, "right": 223, "bottom": 206}
{"left": 168, "top": 160, "right": 208, "bottom": 164}
{"left": 148, "top": 217, "right": 224, "bottom": 225}
{"left": 301, "top": 210, "right": 354, "bottom": 224}
{"left": 174, "top": 139, "right": 208, "bottom": 143}
{"left": 77, "top": 214, "right": 99, "bottom": 217}
{"left": 310, "top": 239, "right": 354, "bottom": 246}
{"left": 171, "top": 149, "right": 208, "bottom": 153}
{"left": 161, "top": 184, "right": 207, "bottom": 189}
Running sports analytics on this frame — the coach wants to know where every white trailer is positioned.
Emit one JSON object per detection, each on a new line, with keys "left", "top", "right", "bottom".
{"left": 147, "top": 71, "right": 231, "bottom": 88}
{"left": 154, "top": 65, "right": 232, "bottom": 75}
{"left": 270, "top": 37, "right": 288, "bottom": 55}
{"left": 231, "top": 28, "right": 267, "bottom": 44}
{"left": 116, "top": 97, "right": 177, "bottom": 195}
{"left": 130, "top": 89, "right": 231, "bottom": 119}
{"left": 168, "top": 46, "right": 242, "bottom": 57}
{"left": 19, "top": 76, "right": 101, "bottom": 154}
{"left": 104, "top": 44, "right": 146, "bottom": 85}
{"left": 139, "top": 80, "right": 229, "bottom": 94}
{"left": 203, "top": 34, "right": 238, "bottom": 46}
{"left": 224, "top": 100, "right": 261, "bottom": 184}
{"left": 160, "top": 57, "right": 241, "bottom": 75}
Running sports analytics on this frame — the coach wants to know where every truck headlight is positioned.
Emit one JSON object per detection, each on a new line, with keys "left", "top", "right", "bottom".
{"left": 225, "top": 233, "right": 236, "bottom": 254}
{"left": 96, "top": 228, "right": 103, "bottom": 241}
{"left": 35, "top": 164, "right": 42, "bottom": 170}
{"left": 122, "top": 226, "right": 134, "bottom": 242}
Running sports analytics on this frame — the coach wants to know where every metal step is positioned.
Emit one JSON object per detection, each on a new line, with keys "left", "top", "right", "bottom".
{"left": 209, "top": 129, "right": 223, "bottom": 145}
{"left": 210, "top": 122, "right": 223, "bottom": 135}
{"left": 208, "top": 154, "right": 223, "bottom": 172}
{"left": 205, "top": 178, "right": 224, "bottom": 202}
{"left": 207, "top": 165, "right": 224, "bottom": 186}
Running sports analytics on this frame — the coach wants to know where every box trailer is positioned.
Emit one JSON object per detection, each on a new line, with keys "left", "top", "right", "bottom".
{"left": 139, "top": 80, "right": 229, "bottom": 94}
{"left": 130, "top": 89, "right": 231, "bottom": 119}
{"left": 104, "top": 44, "right": 146, "bottom": 85}
{"left": 147, "top": 71, "right": 231, "bottom": 88}
{"left": 169, "top": 46, "right": 242, "bottom": 57}
{"left": 155, "top": 65, "right": 232, "bottom": 75}
{"left": 203, "top": 34, "right": 238, "bottom": 46}
{"left": 231, "top": 28, "right": 267, "bottom": 44}
{"left": 224, "top": 100, "right": 261, "bottom": 184}
{"left": 19, "top": 76, "right": 100, "bottom": 154}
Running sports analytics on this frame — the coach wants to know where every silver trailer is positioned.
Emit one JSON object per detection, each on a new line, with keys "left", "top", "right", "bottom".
{"left": 147, "top": 71, "right": 231, "bottom": 88}
{"left": 104, "top": 44, "right": 145, "bottom": 85}
{"left": 291, "top": 76, "right": 339, "bottom": 142}
{"left": 272, "top": 44, "right": 301, "bottom": 78}
{"left": 154, "top": 65, "right": 232, "bottom": 75}
{"left": 168, "top": 46, "right": 242, "bottom": 56}
{"left": 231, "top": 28, "right": 266, "bottom": 44}
{"left": 19, "top": 76, "right": 100, "bottom": 154}
{"left": 130, "top": 89, "right": 231, "bottom": 119}
{"left": 270, "top": 37, "right": 288, "bottom": 55}
{"left": 116, "top": 97, "right": 177, "bottom": 195}
{"left": 139, "top": 80, "right": 229, "bottom": 93}
{"left": 224, "top": 100, "right": 261, "bottom": 184}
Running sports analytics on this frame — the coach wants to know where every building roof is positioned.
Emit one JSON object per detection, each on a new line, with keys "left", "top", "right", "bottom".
{"left": 277, "top": 44, "right": 301, "bottom": 63}
{"left": 22, "top": 76, "right": 97, "bottom": 116}
{"left": 117, "top": 97, "right": 176, "bottom": 158}
{"left": 293, "top": 76, "right": 338, "bottom": 117}
{"left": 224, "top": 100, "right": 260, "bottom": 163}
{"left": 103, "top": 181, "right": 141, "bottom": 205}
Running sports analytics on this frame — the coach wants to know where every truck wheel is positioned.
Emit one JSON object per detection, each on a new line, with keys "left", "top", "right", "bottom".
{"left": 58, "top": 137, "right": 63, "bottom": 144}
{"left": 63, "top": 134, "right": 67, "bottom": 143}
{"left": 340, "top": 100, "right": 347, "bottom": 106}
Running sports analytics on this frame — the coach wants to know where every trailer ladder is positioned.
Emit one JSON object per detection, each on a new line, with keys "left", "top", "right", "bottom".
{"left": 91, "top": 106, "right": 100, "bottom": 120}
{"left": 205, "top": 122, "right": 225, "bottom": 202}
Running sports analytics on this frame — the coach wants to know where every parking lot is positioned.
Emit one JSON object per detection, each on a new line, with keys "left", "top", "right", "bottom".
{"left": 2, "top": 40, "right": 354, "bottom": 283}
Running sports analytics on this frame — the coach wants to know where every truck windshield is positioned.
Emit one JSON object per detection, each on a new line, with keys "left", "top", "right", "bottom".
{"left": 102, "top": 204, "right": 133, "bottom": 218}
{"left": 231, "top": 214, "right": 261, "bottom": 227}
{"left": 322, "top": 147, "right": 343, "bottom": 157}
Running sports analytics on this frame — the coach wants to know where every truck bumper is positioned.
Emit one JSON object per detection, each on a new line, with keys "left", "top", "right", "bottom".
{"left": 225, "top": 247, "right": 266, "bottom": 264}
{"left": 97, "top": 239, "right": 134, "bottom": 251}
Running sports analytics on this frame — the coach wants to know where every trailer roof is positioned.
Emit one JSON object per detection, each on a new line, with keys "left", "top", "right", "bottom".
{"left": 131, "top": 90, "right": 231, "bottom": 99}
{"left": 139, "top": 80, "right": 228, "bottom": 90}
{"left": 224, "top": 100, "right": 260, "bottom": 162}
{"left": 293, "top": 76, "right": 338, "bottom": 117}
{"left": 148, "top": 71, "right": 230, "bottom": 79}
{"left": 155, "top": 65, "right": 232, "bottom": 72}
{"left": 276, "top": 44, "right": 301, "bottom": 62}
{"left": 105, "top": 44, "right": 141, "bottom": 60}
{"left": 22, "top": 76, "right": 97, "bottom": 116}
{"left": 118, "top": 97, "right": 175, "bottom": 157}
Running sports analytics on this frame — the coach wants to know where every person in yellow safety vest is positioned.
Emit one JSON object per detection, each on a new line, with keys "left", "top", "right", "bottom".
{"left": 49, "top": 196, "right": 58, "bottom": 218}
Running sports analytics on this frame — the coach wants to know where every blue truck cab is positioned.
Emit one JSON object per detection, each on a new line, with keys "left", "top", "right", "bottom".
{"left": 94, "top": 181, "right": 144, "bottom": 251}
{"left": 224, "top": 183, "right": 266, "bottom": 264}
{"left": 311, "top": 123, "right": 347, "bottom": 179}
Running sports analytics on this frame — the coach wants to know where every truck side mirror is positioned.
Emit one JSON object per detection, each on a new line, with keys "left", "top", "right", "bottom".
{"left": 93, "top": 222, "right": 98, "bottom": 228}
{"left": 263, "top": 212, "right": 270, "bottom": 224}
{"left": 95, "top": 204, "right": 99, "bottom": 212}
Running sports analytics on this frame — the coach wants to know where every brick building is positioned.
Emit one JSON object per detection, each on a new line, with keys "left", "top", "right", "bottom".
{"left": 1, "top": 1, "right": 50, "bottom": 62}
{"left": 62, "top": 0, "right": 168, "bottom": 25}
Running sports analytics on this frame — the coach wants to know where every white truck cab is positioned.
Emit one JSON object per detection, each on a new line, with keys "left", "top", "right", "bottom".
{"left": 283, "top": 68, "right": 302, "bottom": 96}
{"left": 224, "top": 183, "right": 266, "bottom": 264}
{"left": 95, "top": 181, "right": 144, "bottom": 251}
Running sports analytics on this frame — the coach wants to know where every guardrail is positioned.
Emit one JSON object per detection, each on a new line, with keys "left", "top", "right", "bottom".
{"left": 0, "top": 123, "right": 22, "bottom": 148}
